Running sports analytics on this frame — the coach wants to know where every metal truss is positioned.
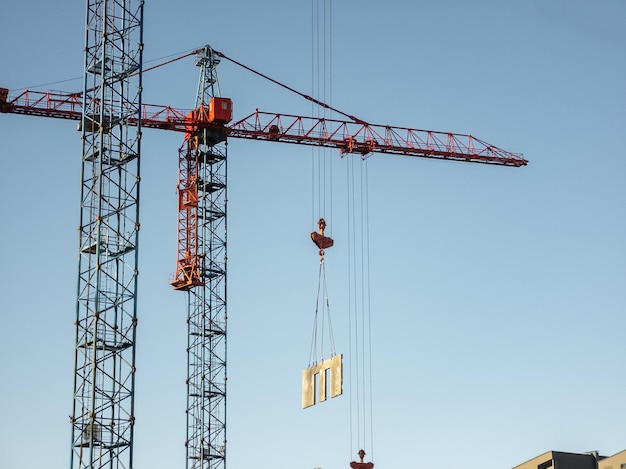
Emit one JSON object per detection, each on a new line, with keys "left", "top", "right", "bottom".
{"left": 70, "top": 1, "right": 144, "bottom": 468}
{"left": 170, "top": 46, "right": 228, "bottom": 469}
{"left": 183, "top": 130, "right": 227, "bottom": 469}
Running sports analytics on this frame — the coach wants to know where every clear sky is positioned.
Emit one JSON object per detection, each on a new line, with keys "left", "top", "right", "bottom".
{"left": 1, "top": 1, "right": 625, "bottom": 469}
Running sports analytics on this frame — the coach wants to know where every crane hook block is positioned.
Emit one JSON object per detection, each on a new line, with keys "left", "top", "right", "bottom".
{"left": 350, "top": 449, "right": 374, "bottom": 469}
{"left": 311, "top": 218, "right": 334, "bottom": 252}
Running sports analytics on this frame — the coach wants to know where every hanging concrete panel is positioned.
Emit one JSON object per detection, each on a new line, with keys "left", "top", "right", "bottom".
{"left": 302, "top": 354, "right": 343, "bottom": 409}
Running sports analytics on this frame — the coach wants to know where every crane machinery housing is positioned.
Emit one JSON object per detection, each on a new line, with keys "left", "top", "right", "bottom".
{"left": 0, "top": 1, "right": 526, "bottom": 469}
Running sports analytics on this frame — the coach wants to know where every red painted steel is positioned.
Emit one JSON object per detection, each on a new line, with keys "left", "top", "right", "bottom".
{"left": 209, "top": 97, "right": 233, "bottom": 124}
{"left": 229, "top": 111, "right": 526, "bottom": 166}
{"left": 170, "top": 139, "right": 204, "bottom": 291}
{"left": 350, "top": 463, "right": 374, "bottom": 469}
{"left": 0, "top": 88, "right": 526, "bottom": 166}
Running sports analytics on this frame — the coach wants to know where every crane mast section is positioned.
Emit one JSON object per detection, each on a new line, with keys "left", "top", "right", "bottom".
{"left": 69, "top": 1, "right": 144, "bottom": 469}
{"left": 1, "top": 89, "right": 526, "bottom": 166}
{"left": 174, "top": 45, "right": 228, "bottom": 469}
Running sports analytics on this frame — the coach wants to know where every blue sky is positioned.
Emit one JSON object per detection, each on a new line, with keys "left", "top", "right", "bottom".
{"left": 1, "top": 1, "right": 625, "bottom": 469}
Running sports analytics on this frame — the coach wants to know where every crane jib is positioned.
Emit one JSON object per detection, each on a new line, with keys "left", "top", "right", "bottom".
{"left": 0, "top": 87, "right": 527, "bottom": 167}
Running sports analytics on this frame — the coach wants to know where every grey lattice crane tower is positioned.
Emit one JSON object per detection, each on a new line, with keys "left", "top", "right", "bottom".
{"left": 70, "top": 1, "right": 144, "bottom": 469}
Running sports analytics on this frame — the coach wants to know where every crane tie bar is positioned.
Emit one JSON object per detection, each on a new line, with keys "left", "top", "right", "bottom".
{"left": 213, "top": 49, "right": 367, "bottom": 125}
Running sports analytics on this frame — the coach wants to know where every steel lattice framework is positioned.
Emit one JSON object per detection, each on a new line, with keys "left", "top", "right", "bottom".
{"left": 70, "top": 1, "right": 143, "bottom": 469}
{"left": 170, "top": 47, "right": 228, "bottom": 469}
{"left": 0, "top": 89, "right": 527, "bottom": 167}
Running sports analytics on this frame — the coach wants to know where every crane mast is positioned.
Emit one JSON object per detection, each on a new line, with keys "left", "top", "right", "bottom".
{"left": 170, "top": 46, "right": 229, "bottom": 469}
{"left": 70, "top": 1, "right": 144, "bottom": 469}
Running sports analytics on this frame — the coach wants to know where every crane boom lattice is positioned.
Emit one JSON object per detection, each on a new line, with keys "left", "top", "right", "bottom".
{"left": 0, "top": 90, "right": 526, "bottom": 166}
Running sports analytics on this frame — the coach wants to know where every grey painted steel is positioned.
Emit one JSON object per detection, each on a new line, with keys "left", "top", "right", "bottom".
{"left": 70, "top": 1, "right": 143, "bottom": 468}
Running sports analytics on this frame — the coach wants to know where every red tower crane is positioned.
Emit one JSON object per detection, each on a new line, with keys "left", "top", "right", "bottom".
{"left": 0, "top": 42, "right": 526, "bottom": 469}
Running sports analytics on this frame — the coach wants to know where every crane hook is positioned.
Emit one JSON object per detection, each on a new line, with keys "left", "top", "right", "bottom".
{"left": 310, "top": 218, "right": 334, "bottom": 258}
{"left": 350, "top": 449, "right": 374, "bottom": 469}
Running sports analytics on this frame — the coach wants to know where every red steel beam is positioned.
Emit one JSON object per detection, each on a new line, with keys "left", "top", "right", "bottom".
{"left": 1, "top": 88, "right": 527, "bottom": 167}
{"left": 228, "top": 111, "right": 526, "bottom": 166}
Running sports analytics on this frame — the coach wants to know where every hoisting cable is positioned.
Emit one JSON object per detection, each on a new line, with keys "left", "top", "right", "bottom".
{"left": 308, "top": 218, "right": 336, "bottom": 364}
{"left": 212, "top": 48, "right": 367, "bottom": 125}
{"left": 307, "top": 0, "right": 337, "bottom": 371}
{"left": 310, "top": 0, "right": 334, "bottom": 243}
{"left": 302, "top": 217, "right": 340, "bottom": 410}
{"left": 347, "top": 152, "right": 375, "bottom": 469}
